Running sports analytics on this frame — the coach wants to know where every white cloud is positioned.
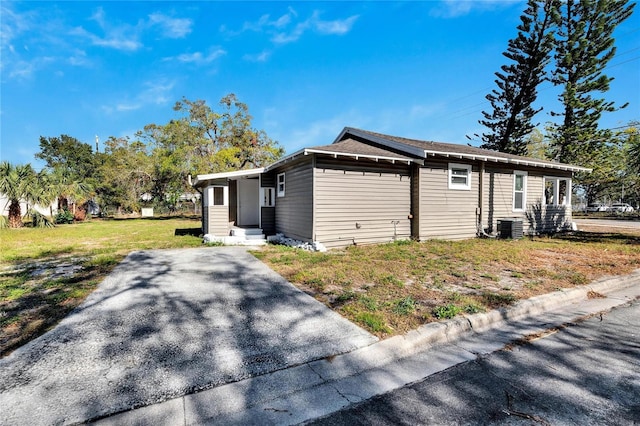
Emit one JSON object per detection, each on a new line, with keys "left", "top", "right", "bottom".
{"left": 430, "top": 0, "right": 514, "bottom": 18}
{"left": 148, "top": 12, "right": 192, "bottom": 38}
{"left": 272, "top": 11, "right": 359, "bottom": 44}
{"left": 68, "top": 49, "right": 91, "bottom": 67}
{"left": 223, "top": 8, "right": 358, "bottom": 46}
{"left": 243, "top": 50, "right": 271, "bottom": 62}
{"left": 315, "top": 14, "right": 359, "bottom": 35}
{"left": 164, "top": 48, "right": 226, "bottom": 65}
{"left": 102, "top": 79, "right": 175, "bottom": 114}
{"left": 70, "top": 25, "right": 142, "bottom": 51}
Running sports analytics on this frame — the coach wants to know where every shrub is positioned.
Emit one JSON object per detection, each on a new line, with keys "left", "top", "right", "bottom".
{"left": 54, "top": 209, "right": 74, "bottom": 224}
{"left": 29, "top": 211, "right": 55, "bottom": 228}
{"left": 433, "top": 304, "right": 461, "bottom": 319}
{"left": 393, "top": 296, "right": 417, "bottom": 315}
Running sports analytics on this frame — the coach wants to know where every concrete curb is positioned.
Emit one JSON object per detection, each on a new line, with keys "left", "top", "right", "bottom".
{"left": 92, "top": 269, "right": 640, "bottom": 425}
{"left": 305, "top": 269, "right": 640, "bottom": 380}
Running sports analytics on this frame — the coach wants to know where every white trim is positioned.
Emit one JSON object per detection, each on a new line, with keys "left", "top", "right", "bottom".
{"left": 194, "top": 168, "right": 264, "bottom": 186}
{"left": 304, "top": 148, "right": 412, "bottom": 165}
{"left": 260, "top": 187, "right": 276, "bottom": 207}
{"left": 512, "top": 171, "right": 527, "bottom": 212}
{"left": 277, "top": 173, "right": 285, "bottom": 197}
{"left": 543, "top": 176, "right": 571, "bottom": 207}
{"left": 424, "top": 150, "right": 590, "bottom": 173}
{"left": 448, "top": 163, "right": 472, "bottom": 190}
{"left": 206, "top": 185, "right": 228, "bottom": 207}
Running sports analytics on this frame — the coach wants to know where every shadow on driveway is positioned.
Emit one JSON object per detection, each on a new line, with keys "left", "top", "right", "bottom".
{"left": 0, "top": 247, "right": 376, "bottom": 425}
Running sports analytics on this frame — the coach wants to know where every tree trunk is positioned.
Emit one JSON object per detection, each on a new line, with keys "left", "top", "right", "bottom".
{"left": 8, "top": 199, "right": 23, "bottom": 228}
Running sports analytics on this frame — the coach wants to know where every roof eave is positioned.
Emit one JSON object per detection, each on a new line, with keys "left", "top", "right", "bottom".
{"left": 423, "top": 150, "right": 591, "bottom": 173}
{"left": 304, "top": 148, "right": 419, "bottom": 165}
{"left": 192, "top": 168, "right": 265, "bottom": 187}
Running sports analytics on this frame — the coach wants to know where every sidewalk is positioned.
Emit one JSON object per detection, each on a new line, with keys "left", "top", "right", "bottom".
{"left": 94, "top": 270, "right": 640, "bottom": 426}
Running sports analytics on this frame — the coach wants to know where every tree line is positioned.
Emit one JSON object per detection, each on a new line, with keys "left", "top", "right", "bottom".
{"left": 478, "top": 0, "right": 638, "bottom": 206}
{"left": 1, "top": 94, "right": 284, "bottom": 228}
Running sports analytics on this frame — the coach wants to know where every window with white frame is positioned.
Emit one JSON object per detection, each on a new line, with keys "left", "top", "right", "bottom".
{"left": 260, "top": 187, "right": 275, "bottom": 207}
{"left": 448, "top": 163, "right": 472, "bottom": 190}
{"left": 543, "top": 177, "right": 571, "bottom": 206}
{"left": 277, "top": 173, "right": 285, "bottom": 197}
{"left": 513, "top": 171, "right": 527, "bottom": 211}
{"left": 206, "top": 186, "right": 228, "bottom": 206}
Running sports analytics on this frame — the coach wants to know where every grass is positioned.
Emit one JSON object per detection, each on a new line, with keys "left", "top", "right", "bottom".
{"left": 0, "top": 217, "right": 203, "bottom": 356}
{"left": 3, "top": 217, "right": 639, "bottom": 354}
{"left": 254, "top": 231, "right": 640, "bottom": 337}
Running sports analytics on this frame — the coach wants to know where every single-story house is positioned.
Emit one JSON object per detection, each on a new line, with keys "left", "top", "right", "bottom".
{"left": 192, "top": 127, "right": 590, "bottom": 249}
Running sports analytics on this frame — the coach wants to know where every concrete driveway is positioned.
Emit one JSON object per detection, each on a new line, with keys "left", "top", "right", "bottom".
{"left": 0, "top": 247, "right": 377, "bottom": 425}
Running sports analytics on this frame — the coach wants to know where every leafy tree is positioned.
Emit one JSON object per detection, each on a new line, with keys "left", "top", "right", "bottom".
{"left": 549, "top": 0, "right": 635, "bottom": 164}
{"left": 36, "top": 135, "right": 97, "bottom": 181}
{"left": 0, "top": 162, "right": 37, "bottom": 228}
{"left": 171, "top": 94, "right": 285, "bottom": 172}
{"left": 480, "top": 0, "right": 557, "bottom": 155}
{"left": 138, "top": 94, "right": 284, "bottom": 208}
{"left": 49, "top": 166, "right": 93, "bottom": 216}
{"left": 97, "top": 137, "right": 153, "bottom": 214}
{"left": 524, "top": 128, "right": 550, "bottom": 160}
{"left": 627, "top": 123, "right": 640, "bottom": 174}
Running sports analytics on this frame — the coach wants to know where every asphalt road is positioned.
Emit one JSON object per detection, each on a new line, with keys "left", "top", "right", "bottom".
{"left": 0, "top": 247, "right": 376, "bottom": 426}
{"left": 575, "top": 217, "right": 640, "bottom": 230}
{"left": 307, "top": 299, "right": 640, "bottom": 426}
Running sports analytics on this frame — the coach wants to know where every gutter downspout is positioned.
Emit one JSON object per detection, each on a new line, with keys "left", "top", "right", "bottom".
{"left": 477, "top": 162, "right": 496, "bottom": 238}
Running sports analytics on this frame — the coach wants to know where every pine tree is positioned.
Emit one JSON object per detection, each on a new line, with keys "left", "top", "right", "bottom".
{"left": 480, "top": 0, "right": 557, "bottom": 155}
{"left": 549, "top": 0, "right": 635, "bottom": 164}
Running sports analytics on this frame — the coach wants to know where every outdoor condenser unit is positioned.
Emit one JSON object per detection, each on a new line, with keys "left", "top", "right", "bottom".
{"left": 497, "top": 218, "right": 524, "bottom": 239}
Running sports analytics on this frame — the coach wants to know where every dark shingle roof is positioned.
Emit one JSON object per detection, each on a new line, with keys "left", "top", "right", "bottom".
{"left": 334, "top": 127, "right": 590, "bottom": 172}
{"left": 308, "top": 138, "right": 414, "bottom": 161}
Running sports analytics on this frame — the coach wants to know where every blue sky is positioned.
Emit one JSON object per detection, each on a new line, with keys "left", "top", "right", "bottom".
{"left": 1, "top": 1, "right": 639, "bottom": 169}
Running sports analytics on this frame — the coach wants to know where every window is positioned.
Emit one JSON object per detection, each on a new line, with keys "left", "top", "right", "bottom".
{"left": 543, "top": 177, "right": 571, "bottom": 206}
{"left": 448, "top": 163, "right": 472, "bottom": 190}
{"left": 260, "top": 187, "right": 275, "bottom": 207}
{"left": 513, "top": 171, "right": 527, "bottom": 211}
{"left": 277, "top": 173, "right": 285, "bottom": 197}
{"left": 205, "top": 185, "right": 228, "bottom": 206}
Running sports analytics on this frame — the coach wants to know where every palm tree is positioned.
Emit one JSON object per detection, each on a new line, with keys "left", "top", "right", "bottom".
{"left": 50, "top": 166, "right": 93, "bottom": 216}
{"left": 0, "top": 162, "right": 37, "bottom": 228}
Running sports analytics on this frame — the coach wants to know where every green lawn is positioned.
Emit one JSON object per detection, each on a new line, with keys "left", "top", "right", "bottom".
{"left": 253, "top": 231, "right": 640, "bottom": 336}
{"left": 2, "top": 216, "right": 639, "bottom": 356}
{"left": 0, "top": 217, "right": 203, "bottom": 356}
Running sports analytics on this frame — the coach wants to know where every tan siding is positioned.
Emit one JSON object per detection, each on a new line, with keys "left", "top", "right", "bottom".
{"left": 273, "top": 159, "right": 314, "bottom": 241}
{"left": 481, "top": 167, "right": 526, "bottom": 233}
{"left": 314, "top": 165, "right": 411, "bottom": 249}
{"left": 479, "top": 167, "right": 573, "bottom": 235}
{"left": 418, "top": 161, "right": 478, "bottom": 240}
{"left": 207, "top": 205, "right": 229, "bottom": 235}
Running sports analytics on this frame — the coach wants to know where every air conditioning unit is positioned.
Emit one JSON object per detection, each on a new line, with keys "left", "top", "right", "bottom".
{"left": 498, "top": 218, "right": 523, "bottom": 239}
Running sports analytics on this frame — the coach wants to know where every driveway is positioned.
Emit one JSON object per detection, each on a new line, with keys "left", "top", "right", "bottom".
{"left": 0, "top": 247, "right": 377, "bottom": 425}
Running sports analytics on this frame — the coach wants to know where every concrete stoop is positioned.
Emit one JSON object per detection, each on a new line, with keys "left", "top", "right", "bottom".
{"left": 206, "top": 227, "right": 267, "bottom": 246}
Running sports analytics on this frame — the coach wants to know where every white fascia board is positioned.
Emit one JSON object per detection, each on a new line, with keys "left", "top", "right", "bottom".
{"left": 263, "top": 148, "right": 307, "bottom": 172}
{"left": 304, "top": 148, "right": 413, "bottom": 165}
{"left": 193, "top": 168, "right": 264, "bottom": 187}
{"left": 423, "top": 150, "right": 591, "bottom": 173}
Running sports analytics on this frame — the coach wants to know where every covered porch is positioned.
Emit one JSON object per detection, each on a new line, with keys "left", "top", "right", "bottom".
{"left": 192, "top": 168, "right": 273, "bottom": 244}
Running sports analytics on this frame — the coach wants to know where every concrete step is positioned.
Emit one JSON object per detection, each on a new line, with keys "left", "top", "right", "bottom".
{"left": 231, "top": 227, "right": 263, "bottom": 237}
